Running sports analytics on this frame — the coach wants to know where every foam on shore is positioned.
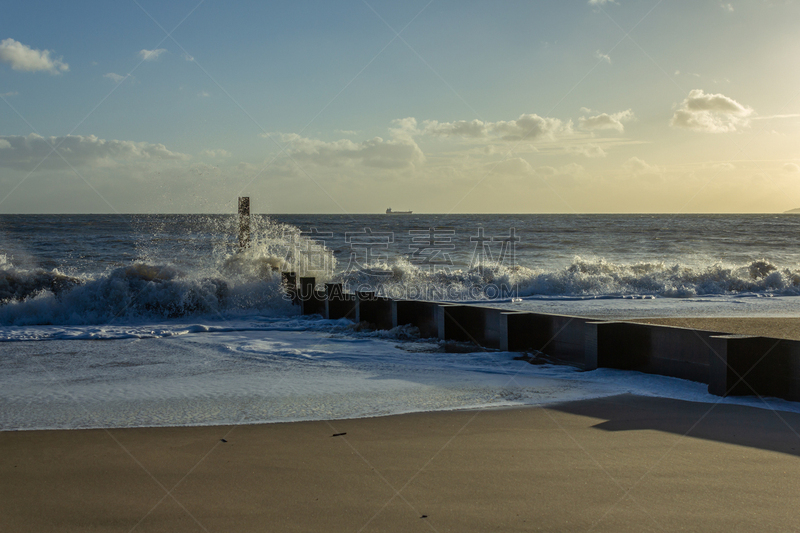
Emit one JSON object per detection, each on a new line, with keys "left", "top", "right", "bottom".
{"left": 3, "top": 317, "right": 800, "bottom": 432}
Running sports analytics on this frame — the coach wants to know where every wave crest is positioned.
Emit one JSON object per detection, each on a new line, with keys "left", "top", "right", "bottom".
{"left": 338, "top": 257, "right": 800, "bottom": 300}
{"left": 0, "top": 218, "right": 338, "bottom": 325}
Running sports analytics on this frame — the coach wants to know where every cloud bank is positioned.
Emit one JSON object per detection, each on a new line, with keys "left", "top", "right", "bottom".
{"left": 422, "top": 114, "right": 572, "bottom": 141}
{"left": 671, "top": 89, "right": 753, "bottom": 133}
{"left": 579, "top": 109, "right": 634, "bottom": 132}
{"left": 279, "top": 133, "right": 424, "bottom": 169}
{"left": 0, "top": 38, "right": 69, "bottom": 74}
{"left": 624, "top": 157, "right": 663, "bottom": 176}
{"left": 0, "top": 134, "right": 190, "bottom": 170}
{"left": 200, "top": 149, "right": 231, "bottom": 158}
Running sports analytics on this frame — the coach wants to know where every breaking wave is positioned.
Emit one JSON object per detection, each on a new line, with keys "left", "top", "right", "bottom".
{"left": 4, "top": 234, "right": 800, "bottom": 326}
{"left": 0, "top": 218, "right": 337, "bottom": 326}
{"left": 337, "top": 256, "right": 800, "bottom": 301}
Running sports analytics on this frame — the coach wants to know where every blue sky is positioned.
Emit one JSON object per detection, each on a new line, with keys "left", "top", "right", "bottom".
{"left": 1, "top": 0, "right": 799, "bottom": 213}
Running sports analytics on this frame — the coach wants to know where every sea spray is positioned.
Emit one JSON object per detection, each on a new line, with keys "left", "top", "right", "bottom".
{"left": 4, "top": 213, "right": 800, "bottom": 325}
{"left": 333, "top": 256, "right": 800, "bottom": 301}
{"left": 0, "top": 216, "right": 337, "bottom": 325}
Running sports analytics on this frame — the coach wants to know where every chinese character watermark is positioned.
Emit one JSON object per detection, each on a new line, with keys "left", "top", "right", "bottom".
{"left": 409, "top": 227, "right": 455, "bottom": 273}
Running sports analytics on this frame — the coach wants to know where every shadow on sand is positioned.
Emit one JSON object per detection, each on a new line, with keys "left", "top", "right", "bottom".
{"left": 549, "top": 393, "right": 800, "bottom": 458}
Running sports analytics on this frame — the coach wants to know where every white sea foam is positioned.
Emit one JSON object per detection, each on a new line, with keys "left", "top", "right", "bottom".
{"left": 4, "top": 215, "right": 800, "bottom": 431}
{"left": 342, "top": 256, "right": 800, "bottom": 301}
{"left": 3, "top": 214, "right": 800, "bottom": 326}
{"left": 2, "top": 320, "right": 798, "bottom": 431}
{"left": 3, "top": 254, "right": 800, "bottom": 326}
{"left": 0, "top": 218, "right": 336, "bottom": 326}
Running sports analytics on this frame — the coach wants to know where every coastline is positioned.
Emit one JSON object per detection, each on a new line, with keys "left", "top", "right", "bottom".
{"left": 3, "top": 394, "right": 800, "bottom": 532}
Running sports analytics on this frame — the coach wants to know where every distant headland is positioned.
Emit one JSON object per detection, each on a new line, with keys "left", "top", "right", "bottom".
{"left": 785, "top": 208, "right": 800, "bottom": 214}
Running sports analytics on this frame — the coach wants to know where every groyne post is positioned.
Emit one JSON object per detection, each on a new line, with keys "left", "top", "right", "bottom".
{"left": 499, "top": 312, "right": 593, "bottom": 368}
{"left": 325, "top": 283, "right": 356, "bottom": 320}
{"left": 285, "top": 275, "right": 800, "bottom": 403}
{"left": 355, "top": 291, "right": 393, "bottom": 330}
{"left": 437, "top": 305, "right": 504, "bottom": 349}
{"left": 300, "top": 277, "right": 325, "bottom": 316}
{"left": 392, "top": 300, "right": 439, "bottom": 338}
{"left": 238, "top": 196, "right": 250, "bottom": 250}
{"left": 708, "top": 335, "right": 800, "bottom": 400}
{"left": 587, "top": 322, "right": 721, "bottom": 383}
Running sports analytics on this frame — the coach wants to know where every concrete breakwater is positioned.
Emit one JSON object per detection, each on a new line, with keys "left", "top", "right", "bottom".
{"left": 284, "top": 273, "right": 800, "bottom": 403}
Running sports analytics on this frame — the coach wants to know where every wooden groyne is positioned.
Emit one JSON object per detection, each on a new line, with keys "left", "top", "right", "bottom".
{"left": 285, "top": 275, "right": 800, "bottom": 403}
{"left": 238, "top": 197, "right": 251, "bottom": 249}
{"left": 235, "top": 199, "right": 799, "bottom": 403}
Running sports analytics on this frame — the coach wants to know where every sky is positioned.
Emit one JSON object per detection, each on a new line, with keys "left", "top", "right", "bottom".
{"left": 1, "top": 0, "right": 799, "bottom": 214}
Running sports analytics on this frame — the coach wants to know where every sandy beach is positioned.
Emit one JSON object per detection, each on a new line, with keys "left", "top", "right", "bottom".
{"left": 3, "top": 393, "right": 800, "bottom": 532}
{"left": 5, "top": 0, "right": 800, "bottom": 529}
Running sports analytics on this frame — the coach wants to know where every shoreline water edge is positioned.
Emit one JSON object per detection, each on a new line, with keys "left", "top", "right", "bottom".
{"left": 3, "top": 213, "right": 800, "bottom": 432}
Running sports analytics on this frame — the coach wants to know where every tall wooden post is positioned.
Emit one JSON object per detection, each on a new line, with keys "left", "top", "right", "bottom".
{"left": 238, "top": 197, "right": 250, "bottom": 250}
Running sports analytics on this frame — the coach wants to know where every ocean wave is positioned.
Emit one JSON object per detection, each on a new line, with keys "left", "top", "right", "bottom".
{"left": 3, "top": 248, "right": 800, "bottom": 326}
{"left": 0, "top": 218, "right": 337, "bottom": 325}
{"left": 337, "top": 256, "right": 800, "bottom": 301}
{"left": 516, "top": 257, "right": 800, "bottom": 298}
{"left": 0, "top": 262, "right": 295, "bottom": 326}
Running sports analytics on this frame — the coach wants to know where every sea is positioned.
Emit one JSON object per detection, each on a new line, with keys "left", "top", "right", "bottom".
{"left": 3, "top": 213, "right": 800, "bottom": 431}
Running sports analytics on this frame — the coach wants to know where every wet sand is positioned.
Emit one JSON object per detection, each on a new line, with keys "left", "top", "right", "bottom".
{"left": 2, "top": 394, "right": 800, "bottom": 532}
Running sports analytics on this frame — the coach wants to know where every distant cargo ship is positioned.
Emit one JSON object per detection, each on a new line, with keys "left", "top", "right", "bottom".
{"left": 385, "top": 208, "right": 412, "bottom": 214}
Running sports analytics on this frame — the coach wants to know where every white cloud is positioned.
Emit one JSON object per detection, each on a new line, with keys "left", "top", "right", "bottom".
{"left": 490, "top": 114, "right": 572, "bottom": 141}
{"left": 0, "top": 38, "right": 69, "bottom": 74}
{"left": 183, "top": 53, "right": 194, "bottom": 62}
{"left": 422, "top": 114, "right": 571, "bottom": 142}
{"left": 671, "top": 89, "right": 753, "bottom": 133}
{"left": 198, "top": 91, "right": 210, "bottom": 97}
{"left": 139, "top": 48, "right": 167, "bottom": 61}
{"left": 588, "top": 0, "right": 617, "bottom": 4}
{"left": 0, "top": 139, "right": 11, "bottom": 149}
{"left": 752, "top": 113, "right": 800, "bottom": 120}
{"left": 335, "top": 130, "right": 359, "bottom": 136}
{"left": 424, "top": 119, "right": 487, "bottom": 138}
{"left": 579, "top": 109, "right": 634, "bottom": 132}
{"left": 0, "top": 91, "right": 18, "bottom": 97}
{"left": 200, "top": 149, "right": 231, "bottom": 158}
{"left": 389, "top": 117, "right": 420, "bottom": 140}
{"left": 103, "top": 72, "right": 127, "bottom": 83}
{"left": 624, "top": 157, "right": 662, "bottom": 176}
{"left": 595, "top": 50, "right": 611, "bottom": 63}
{"left": 279, "top": 133, "right": 424, "bottom": 169}
{"left": 783, "top": 163, "right": 800, "bottom": 173}
{"left": 720, "top": 3, "right": 734, "bottom": 12}
{"left": 568, "top": 143, "right": 607, "bottom": 158}
{"left": 0, "top": 134, "right": 190, "bottom": 170}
